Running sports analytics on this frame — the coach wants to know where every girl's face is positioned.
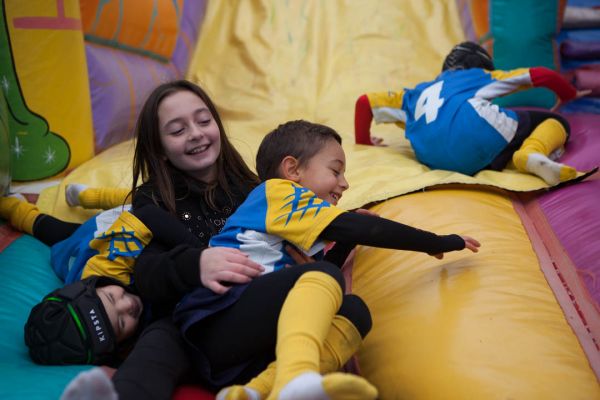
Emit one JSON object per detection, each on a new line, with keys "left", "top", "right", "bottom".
{"left": 158, "top": 90, "right": 222, "bottom": 182}
{"left": 97, "top": 285, "right": 143, "bottom": 343}
{"left": 296, "top": 139, "right": 349, "bottom": 205}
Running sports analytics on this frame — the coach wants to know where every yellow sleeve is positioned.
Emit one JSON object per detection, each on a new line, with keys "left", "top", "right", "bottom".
{"left": 366, "top": 90, "right": 407, "bottom": 126}
{"left": 83, "top": 211, "right": 153, "bottom": 285}
{"left": 264, "top": 179, "right": 345, "bottom": 251}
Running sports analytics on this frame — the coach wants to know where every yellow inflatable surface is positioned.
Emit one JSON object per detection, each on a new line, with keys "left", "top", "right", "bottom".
{"left": 352, "top": 189, "right": 599, "bottom": 399}
{"left": 34, "top": 1, "right": 598, "bottom": 398}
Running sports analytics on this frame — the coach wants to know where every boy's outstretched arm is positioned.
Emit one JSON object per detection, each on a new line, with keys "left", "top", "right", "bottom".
{"left": 320, "top": 212, "right": 480, "bottom": 256}
{"left": 529, "top": 67, "right": 578, "bottom": 101}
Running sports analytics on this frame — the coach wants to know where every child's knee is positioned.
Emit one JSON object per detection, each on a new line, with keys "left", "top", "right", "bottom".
{"left": 300, "top": 261, "right": 345, "bottom": 292}
{"left": 338, "top": 294, "right": 372, "bottom": 338}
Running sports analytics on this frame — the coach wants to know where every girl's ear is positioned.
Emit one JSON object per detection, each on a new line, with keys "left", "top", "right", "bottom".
{"left": 280, "top": 156, "right": 302, "bottom": 182}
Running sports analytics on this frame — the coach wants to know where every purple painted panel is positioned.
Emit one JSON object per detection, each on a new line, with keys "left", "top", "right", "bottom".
{"left": 85, "top": 0, "right": 207, "bottom": 153}
{"left": 172, "top": 0, "right": 208, "bottom": 75}
{"left": 86, "top": 43, "right": 178, "bottom": 153}
{"left": 537, "top": 114, "right": 600, "bottom": 305}
{"left": 561, "top": 40, "right": 600, "bottom": 60}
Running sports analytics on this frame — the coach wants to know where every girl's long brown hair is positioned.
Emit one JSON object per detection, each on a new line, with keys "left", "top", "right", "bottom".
{"left": 131, "top": 80, "right": 259, "bottom": 214}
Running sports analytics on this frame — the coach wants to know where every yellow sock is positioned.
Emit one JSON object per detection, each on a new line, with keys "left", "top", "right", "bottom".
{"left": 217, "top": 363, "right": 274, "bottom": 399}
{"left": 320, "top": 315, "right": 362, "bottom": 373}
{"left": 0, "top": 196, "right": 39, "bottom": 234}
{"left": 267, "top": 271, "right": 342, "bottom": 400}
{"left": 513, "top": 118, "right": 576, "bottom": 185}
{"left": 218, "top": 316, "right": 363, "bottom": 400}
{"left": 78, "top": 187, "right": 131, "bottom": 209}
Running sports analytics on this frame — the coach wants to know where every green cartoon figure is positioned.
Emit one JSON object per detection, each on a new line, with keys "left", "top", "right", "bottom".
{"left": 0, "top": 3, "right": 70, "bottom": 182}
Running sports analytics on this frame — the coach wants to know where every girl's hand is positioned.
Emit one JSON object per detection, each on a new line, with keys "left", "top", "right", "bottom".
{"left": 199, "top": 247, "right": 264, "bottom": 294}
{"left": 285, "top": 244, "right": 315, "bottom": 267}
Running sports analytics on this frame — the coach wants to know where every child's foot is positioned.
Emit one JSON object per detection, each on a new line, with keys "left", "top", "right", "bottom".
{"left": 271, "top": 371, "right": 378, "bottom": 400}
{"left": 7, "top": 193, "right": 26, "bottom": 201}
{"left": 60, "top": 367, "right": 117, "bottom": 400}
{"left": 65, "top": 184, "right": 88, "bottom": 207}
{"left": 217, "top": 385, "right": 262, "bottom": 400}
{"left": 548, "top": 146, "right": 564, "bottom": 161}
{"left": 526, "top": 153, "right": 577, "bottom": 185}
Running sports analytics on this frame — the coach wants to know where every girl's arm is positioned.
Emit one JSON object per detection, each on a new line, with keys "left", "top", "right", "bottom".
{"left": 134, "top": 241, "right": 203, "bottom": 309}
{"left": 320, "top": 212, "right": 478, "bottom": 256}
{"left": 131, "top": 204, "right": 202, "bottom": 249}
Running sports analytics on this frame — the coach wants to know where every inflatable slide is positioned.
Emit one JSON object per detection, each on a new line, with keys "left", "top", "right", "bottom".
{"left": 1, "top": 0, "right": 599, "bottom": 399}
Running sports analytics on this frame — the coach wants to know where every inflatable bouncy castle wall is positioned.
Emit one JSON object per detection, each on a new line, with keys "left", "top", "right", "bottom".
{"left": 1, "top": 1, "right": 600, "bottom": 399}
{"left": 0, "top": 0, "right": 206, "bottom": 183}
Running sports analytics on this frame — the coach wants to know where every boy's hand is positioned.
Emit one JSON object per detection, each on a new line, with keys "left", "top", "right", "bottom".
{"left": 551, "top": 89, "right": 592, "bottom": 112}
{"left": 429, "top": 235, "right": 480, "bottom": 259}
{"left": 371, "top": 137, "right": 386, "bottom": 146}
{"left": 285, "top": 244, "right": 315, "bottom": 267}
{"left": 461, "top": 235, "right": 481, "bottom": 252}
{"left": 354, "top": 208, "right": 380, "bottom": 217}
{"left": 576, "top": 89, "right": 592, "bottom": 99}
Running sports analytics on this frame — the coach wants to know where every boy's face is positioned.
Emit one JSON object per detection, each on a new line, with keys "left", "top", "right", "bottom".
{"left": 296, "top": 139, "right": 349, "bottom": 205}
{"left": 97, "top": 285, "right": 143, "bottom": 343}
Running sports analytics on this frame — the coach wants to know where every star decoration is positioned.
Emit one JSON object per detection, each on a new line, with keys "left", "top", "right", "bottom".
{"left": 11, "top": 136, "right": 24, "bottom": 159}
{"left": 44, "top": 146, "right": 56, "bottom": 164}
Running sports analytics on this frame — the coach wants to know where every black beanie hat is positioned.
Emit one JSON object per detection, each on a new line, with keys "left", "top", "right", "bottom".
{"left": 442, "top": 41, "right": 494, "bottom": 72}
{"left": 24, "top": 276, "right": 128, "bottom": 365}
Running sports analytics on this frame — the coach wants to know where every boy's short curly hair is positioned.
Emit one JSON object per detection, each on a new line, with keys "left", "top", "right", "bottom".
{"left": 256, "top": 120, "right": 342, "bottom": 181}
{"left": 442, "top": 41, "right": 494, "bottom": 72}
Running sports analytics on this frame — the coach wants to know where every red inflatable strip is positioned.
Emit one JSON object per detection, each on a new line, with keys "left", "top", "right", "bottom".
{"left": 513, "top": 192, "right": 600, "bottom": 379}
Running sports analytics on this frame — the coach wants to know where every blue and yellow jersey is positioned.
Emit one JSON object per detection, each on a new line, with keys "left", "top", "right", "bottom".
{"left": 209, "top": 179, "right": 345, "bottom": 274}
{"left": 367, "top": 68, "right": 536, "bottom": 175}
{"left": 51, "top": 206, "right": 152, "bottom": 285}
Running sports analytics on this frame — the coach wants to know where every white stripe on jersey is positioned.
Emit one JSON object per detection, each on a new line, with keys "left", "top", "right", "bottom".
{"left": 474, "top": 72, "right": 531, "bottom": 99}
{"left": 373, "top": 107, "right": 408, "bottom": 123}
{"left": 467, "top": 98, "right": 518, "bottom": 143}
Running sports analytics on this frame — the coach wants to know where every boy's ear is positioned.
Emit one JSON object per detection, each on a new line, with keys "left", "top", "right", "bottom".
{"left": 280, "top": 156, "right": 302, "bottom": 182}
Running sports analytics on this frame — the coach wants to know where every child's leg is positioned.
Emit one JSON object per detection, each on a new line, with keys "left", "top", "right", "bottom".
{"left": 512, "top": 118, "right": 576, "bottom": 185}
{"left": 0, "top": 196, "right": 40, "bottom": 235}
{"left": 66, "top": 184, "right": 130, "bottom": 209}
{"left": 191, "top": 262, "right": 376, "bottom": 400}
{"left": 1, "top": 195, "right": 82, "bottom": 245}
{"left": 33, "top": 214, "right": 81, "bottom": 246}
{"left": 267, "top": 272, "right": 376, "bottom": 400}
{"left": 60, "top": 367, "right": 117, "bottom": 400}
{"left": 218, "top": 304, "right": 370, "bottom": 400}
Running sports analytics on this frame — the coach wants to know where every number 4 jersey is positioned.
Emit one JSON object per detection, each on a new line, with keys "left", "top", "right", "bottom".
{"left": 367, "top": 67, "right": 567, "bottom": 175}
